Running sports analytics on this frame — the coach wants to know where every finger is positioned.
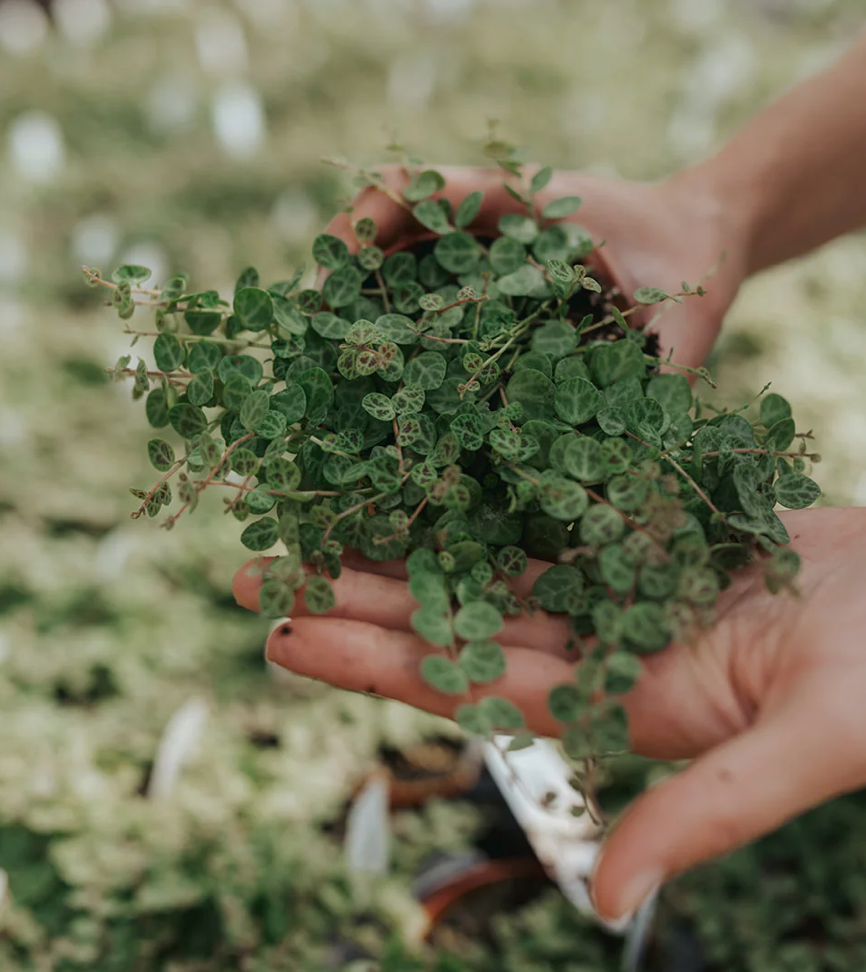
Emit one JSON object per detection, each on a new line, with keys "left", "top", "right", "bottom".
{"left": 340, "top": 548, "right": 409, "bottom": 580}
{"left": 591, "top": 683, "right": 866, "bottom": 922}
{"left": 236, "top": 560, "right": 573, "bottom": 654}
{"left": 266, "top": 616, "right": 571, "bottom": 736}
{"left": 232, "top": 557, "right": 273, "bottom": 612}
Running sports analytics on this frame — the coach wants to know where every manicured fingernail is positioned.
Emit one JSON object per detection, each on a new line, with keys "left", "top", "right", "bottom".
{"left": 610, "top": 868, "right": 664, "bottom": 921}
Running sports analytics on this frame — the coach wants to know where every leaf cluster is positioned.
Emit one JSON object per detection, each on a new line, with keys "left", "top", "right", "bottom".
{"left": 94, "top": 161, "right": 821, "bottom": 764}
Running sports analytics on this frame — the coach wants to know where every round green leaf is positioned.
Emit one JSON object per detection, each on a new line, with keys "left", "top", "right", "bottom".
{"left": 304, "top": 575, "right": 336, "bottom": 615}
{"left": 760, "top": 392, "right": 792, "bottom": 429}
{"left": 413, "top": 199, "right": 450, "bottom": 234}
{"left": 547, "top": 683, "right": 583, "bottom": 723}
{"left": 434, "top": 232, "right": 481, "bottom": 274}
{"left": 312, "top": 233, "right": 350, "bottom": 270}
{"left": 240, "top": 389, "right": 271, "bottom": 432}
{"left": 218, "top": 355, "right": 263, "bottom": 385}
{"left": 539, "top": 476, "right": 588, "bottom": 521}
{"left": 240, "top": 517, "right": 279, "bottom": 551}
{"left": 421, "top": 655, "right": 469, "bottom": 695}
{"left": 323, "top": 266, "right": 362, "bottom": 309}
{"left": 269, "top": 386, "right": 306, "bottom": 425}
{"left": 153, "top": 333, "right": 184, "bottom": 372}
{"left": 456, "top": 703, "right": 493, "bottom": 736}
{"left": 774, "top": 473, "right": 821, "bottom": 509}
{"left": 310, "top": 312, "right": 351, "bottom": 340}
{"left": 454, "top": 601, "right": 503, "bottom": 641}
{"left": 259, "top": 579, "right": 295, "bottom": 619}
{"left": 169, "top": 403, "right": 207, "bottom": 439}
{"left": 541, "top": 196, "right": 582, "bottom": 219}
{"left": 555, "top": 377, "right": 600, "bottom": 426}
{"left": 403, "top": 169, "right": 446, "bottom": 202}
{"left": 497, "top": 214, "right": 538, "bottom": 244}
{"left": 403, "top": 351, "right": 447, "bottom": 390}
{"left": 188, "top": 342, "right": 222, "bottom": 374}
{"left": 489, "top": 236, "right": 526, "bottom": 275}
{"left": 455, "top": 191, "right": 483, "bottom": 229}
{"left": 505, "top": 369, "right": 556, "bottom": 421}
{"left": 266, "top": 457, "right": 301, "bottom": 492}
{"left": 604, "top": 652, "right": 643, "bottom": 695}
{"left": 622, "top": 602, "right": 670, "bottom": 652}
{"left": 147, "top": 438, "right": 175, "bottom": 472}
{"left": 233, "top": 287, "right": 274, "bottom": 332}
{"left": 579, "top": 503, "right": 625, "bottom": 545}
{"left": 532, "top": 565, "right": 584, "bottom": 613}
{"left": 478, "top": 696, "right": 524, "bottom": 729}
{"left": 187, "top": 370, "right": 214, "bottom": 407}
{"left": 459, "top": 640, "right": 506, "bottom": 684}
{"left": 145, "top": 388, "right": 171, "bottom": 428}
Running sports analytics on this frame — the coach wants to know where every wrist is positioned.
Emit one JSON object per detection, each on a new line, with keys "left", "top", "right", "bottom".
{"left": 663, "top": 157, "right": 759, "bottom": 283}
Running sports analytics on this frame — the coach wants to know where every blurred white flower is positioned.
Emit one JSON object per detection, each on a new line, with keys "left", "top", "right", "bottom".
{"left": 119, "top": 242, "right": 167, "bottom": 288}
{"left": 233, "top": 0, "right": 297, "bottom": 32}
{"left": 7, "top": 111, "right": 66, "bottom": 184}
{"left": 424, "top": 0, "right": 476, "bottom": 24}
{"left": 145, "top": 72, "right": 198, "bottom": 136}
{"left": 195, "top": 7, "right": 248, "bottom": 78}
{"left": 211, "top": 81, "right": 266, "bottom": 160}
{"left": 0, "top": 410, "right": 25, "bottom": 448}
{"left": 54, "top": 0, "right": 112, "bottom": 48}
{"left": 271, "top": 190, "right": 319, "bottom": 242}
{"left": 71, "top": 214, "right": 119, "bottom": 267}
{"left": 0, "top": 227, "right": 28, "bottom": 285}
{"left": 387, "top": 51, "right": 437, "bottom": 111}
{"left": 148, "top": 697, "right": 210, "bottom": 800}
{"left": 0, "top": 0, "right": 48, "bottom": 56}
{"left": 668, "top": 0, "right": 724, "bottom": 34}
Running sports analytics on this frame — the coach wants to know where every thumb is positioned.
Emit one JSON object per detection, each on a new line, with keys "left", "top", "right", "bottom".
{"left": 591, "top": 687, "right": 866, "bottom": 921}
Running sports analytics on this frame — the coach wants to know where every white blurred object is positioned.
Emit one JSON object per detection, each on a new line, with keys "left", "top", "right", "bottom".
{"left": 211, "top": 81, "right": 266, "bottom": 160}
{"left": 54, "top": 0, "right": 112, "bottom": 47}
{"left": 0, "top": 228, "right": 28, "bottom": 286}
{"left": 145, "top": 72, "right": 198, "bottom": 135}
{"left": 119, "top": 242, "right": 167, "bottom": 289}
{"left": 234, "top": 0, "right": 296, "bottom": 31}
{"left": 0, "top": 410, "right": 26, "bottom": 449}
{"left": 0, "top": 297, "right": 26, "bottom": 336}
{"left": 147, "top": 697, "right": 209, "bottom": 800}
{"left": 71, "top": 214, "right": 119, "bottom": 267}
{"left": 7, "top": 111, "right": 66, "bottom": 184}
{"left": 424, "top": 0, "right": 476, "bottom": 23}
{"left": 668, "top": 0, "right": 724, "bottom": 34}
{"left": 0, "top": 0, "right": 48, "bottom": 56}
{"left": 195, "top": 7, "right": 248, "bottom": 78}
{"left": 0, "top": 869, "right": 7, "bottom": 913}
{"left": 387, "top": 52, "right": 437, "bottom": 111}
{"left": 482, "top": 735, "right": 624, "bottom": 924}
{"left": 344, "top": 773, "right": 390, "bottom": 874}
{"left": 853, "top": 471, "right": 866, "bottom": 506}
{"left": 271, "top": 190, "right": 319, "bottom": 242}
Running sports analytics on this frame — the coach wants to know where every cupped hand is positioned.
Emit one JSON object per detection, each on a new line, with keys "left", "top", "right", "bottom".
{"left": 324, "top": 163, "right": 745, "bottom": 370}
{"left": 234, "top": 507, "right": 866, "bottom": 921}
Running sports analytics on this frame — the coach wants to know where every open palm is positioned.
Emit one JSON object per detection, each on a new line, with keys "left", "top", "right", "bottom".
{"left": 234, "top": 507, "right": 866, "bottom": 919}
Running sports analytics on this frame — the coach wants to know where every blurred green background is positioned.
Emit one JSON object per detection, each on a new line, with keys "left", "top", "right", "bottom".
{"left": 2, "top": 0, "right": 866, "bottom": 969}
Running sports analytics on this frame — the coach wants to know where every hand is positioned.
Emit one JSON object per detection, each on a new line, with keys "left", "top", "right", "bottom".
{"left": 324, "top": 163, "right": 746, "bottom": 369}
{"left": 234, "top": 507, "right": 866, "bottom": 921}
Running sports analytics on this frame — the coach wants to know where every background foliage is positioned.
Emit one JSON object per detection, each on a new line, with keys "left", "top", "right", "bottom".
{"left": 2, "top": 0, "right": 866, "bottom": 969}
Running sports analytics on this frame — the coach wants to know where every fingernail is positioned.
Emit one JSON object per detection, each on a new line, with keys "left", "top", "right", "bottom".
{"left": 265, "top": 624, "right": 292, "bottom": 663}
{"left": 609, "top": 867, "right": 664, "bottom": 921}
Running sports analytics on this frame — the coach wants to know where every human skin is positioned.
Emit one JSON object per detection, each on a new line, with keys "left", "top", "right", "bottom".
{"left": 234, "top": 31, "right": 866, "bottom": 921}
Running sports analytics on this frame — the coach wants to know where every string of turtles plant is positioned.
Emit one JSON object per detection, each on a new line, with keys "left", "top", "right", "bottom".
{"left": 86, "top": 152, "right": 821, "bottom": 821}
